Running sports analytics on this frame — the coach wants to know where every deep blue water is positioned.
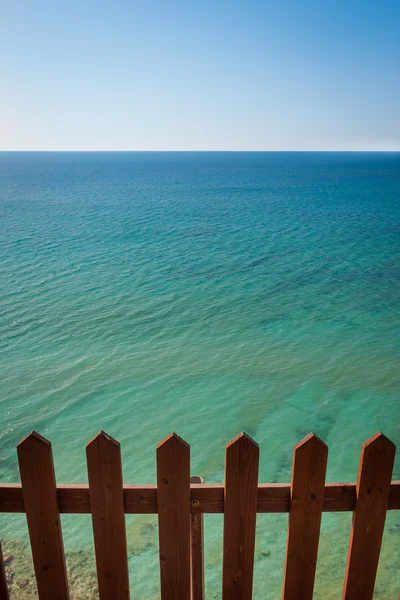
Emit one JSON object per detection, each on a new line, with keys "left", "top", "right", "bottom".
{"left": 0, "top": 152, "right": 399, "bottom": 598}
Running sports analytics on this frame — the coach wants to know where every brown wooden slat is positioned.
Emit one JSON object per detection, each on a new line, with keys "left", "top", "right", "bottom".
{"left": 283, "top": 433, "right": 328, "bottom": 600}
{"left": 389, "top": 479, "right": 400, "bottom": 509}
{"left": 342, "top": 431, "right": 396, "bottom": 600}
{"left": 190, "top": 476, "right": 204, "bottom": 600}
{"left": 17, "top": 431, "right": 69, "bottom": 600}
{"left": 1, "top": 481, "right": 400, "bottom": 515}
{"left": 157, "top": 433, "right": 191, "bottom": 600}
{"left": 257, "top": 483, "right": 291, "bottom": 513}
{"left": 86, "top": 431, "right": 130, "bottom": 600}
{"left": 0, "top": 484, "right": 24, "bottom": 513}
{"left": 322, "top": 483, "right": 356, "bottom": 512}
{"left": 222, "top": 432, "right": 259, "bottom": 600}
{"left": 0, "top": 541, "right": 10, "bottom": 600}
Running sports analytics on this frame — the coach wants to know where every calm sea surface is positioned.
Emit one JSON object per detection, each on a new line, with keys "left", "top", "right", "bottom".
{"left": 0, "top": 152, "right": 399, "bottom": 598}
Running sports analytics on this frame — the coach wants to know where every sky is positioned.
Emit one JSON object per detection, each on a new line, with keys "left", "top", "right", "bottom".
{"left": 1, "top": 0, "right": 399, "bottom": 151}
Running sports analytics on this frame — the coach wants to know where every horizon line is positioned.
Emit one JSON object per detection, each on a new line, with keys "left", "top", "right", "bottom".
{"left": 1, "top": 149, "right": 400, "bottom": 153}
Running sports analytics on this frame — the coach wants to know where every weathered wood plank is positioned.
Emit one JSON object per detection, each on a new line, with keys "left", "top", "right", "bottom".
{"left": 17, "top": 432, "right": 69, "bottom": 600}
{"left": 1, "top": 481, "right": 400, "bottom": 515}
{"left": 283, "top": 433, "right": 328, "bottom": 600}
{"left": 157, "top": 433, "right": 191, "bottom": 600}
{"left": 342, "top": 432, "right": 396, "bottom": 600}
{"left": 190, "top": 476, "right": 204, "bottom": 600}
{"left": 222, "top": 433, "right": 259, "bottom": 600}
{"left": 0, "top": 541, "right": 10, "bottom": 600}
{"left": 86, "top": 431, "right": 130, "bottom": 600}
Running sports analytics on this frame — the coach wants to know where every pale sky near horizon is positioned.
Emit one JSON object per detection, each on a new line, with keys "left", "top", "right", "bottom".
{"left": 1, "top": 0, "right": 399, "bottom": 151}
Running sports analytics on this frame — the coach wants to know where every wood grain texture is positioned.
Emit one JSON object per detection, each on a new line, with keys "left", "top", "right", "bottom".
{"left": 282, "top": 433, "right": 328, "bottom": 600}
{"left": 342, "top": 432, "right": 396, "bottom": 600}
{"left": 0, "top": 541, "right": 10, "bottom": 600}
{"left": 190, "top": 476, "right": 204, "bottom": 600}
{"left": 1, "top": 481, "right": 399, "bottom": 514}
{"left": 222, "top": 433, "right": 259, "bottom": 600}
{"left": 17, "top": 431, "right": 69, "bottom": 600}
{"left": 86, "top": 431, "right": 130, "bottom": 600}
{"left": 157, "top": 433, "right": 191, "bottom": 600}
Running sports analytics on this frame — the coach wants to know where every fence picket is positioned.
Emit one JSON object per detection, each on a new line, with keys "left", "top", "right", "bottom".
{"left": 0, "top": 541, "right": 10, "bottom": 600}
{"left": 190, "top": 475, "right": 204, "bottom": 600}
{"left": 282, "top": 433, "right": 328, "bottom": 600}
{"left": 86, "top": 431, "right": 130, "bottom": 600}
{"left": 17, "top": 431, "right": 69, "bottom": 600}
{"left": 342, "top": 431, "right": 396, "bottom": 600}
{"left": 222, "top": 432, "right": 259, "bottom": 600}
{"left": 157, "top": 433, "right": 191, "bottom": 600}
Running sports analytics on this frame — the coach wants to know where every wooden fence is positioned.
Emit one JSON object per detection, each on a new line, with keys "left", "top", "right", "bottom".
{"left": 0, "top": 430, "right": 399, "bottom": 600}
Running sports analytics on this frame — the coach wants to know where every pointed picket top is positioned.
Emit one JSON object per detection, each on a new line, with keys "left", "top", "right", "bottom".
{"left": 86, "top": 431, "right": 122, "bottom": 476}
{"left": 17, "top": 430, "right": 51, "bottom": 450}
{"left": 354, "top": 430, "right": 396, "bottom": 501}
{"left": 86, "top": 430, "right": 120, "bottom": 451}
{"left": 291, "top": 432, "right": 328, "bottom": 481}
{"left": 156, "top": 431, "right": 189, "bottom": 451}
{"left": 361, "top": 431, "right": 396, "bottom": 454}
{"left": 293, "top": 432, "right": 328, "bottom": 456}
{"left": 226, "top": 431, "right": 259, "bottom": 452}
{"left": 357, "top": 431, "right": 396, "bottom": 487}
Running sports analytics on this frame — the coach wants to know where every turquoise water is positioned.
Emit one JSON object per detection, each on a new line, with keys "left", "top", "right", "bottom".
{"left": 0, "top": 152, "right": 399, "bottom": 598}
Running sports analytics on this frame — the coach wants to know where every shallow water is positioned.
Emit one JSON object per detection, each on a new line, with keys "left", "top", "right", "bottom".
{"left": 0, "top": 152, "right": 399, "bottom": 598}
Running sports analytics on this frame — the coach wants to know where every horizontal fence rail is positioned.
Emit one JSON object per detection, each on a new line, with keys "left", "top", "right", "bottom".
{"left": 1, "top": 481, "right": 399, "bottom": 514}
{"left": 0, "top": 430, "right": 398, "bottom": 600}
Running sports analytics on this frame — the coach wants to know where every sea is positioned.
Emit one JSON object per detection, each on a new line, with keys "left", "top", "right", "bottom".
{"left": 0, "top": 151, "right": 399, "bottom": 599}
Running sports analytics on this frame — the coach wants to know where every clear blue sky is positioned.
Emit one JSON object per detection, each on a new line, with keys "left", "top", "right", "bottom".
{"left": 1, "top": 0, "right": 399, "bottom": 150}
